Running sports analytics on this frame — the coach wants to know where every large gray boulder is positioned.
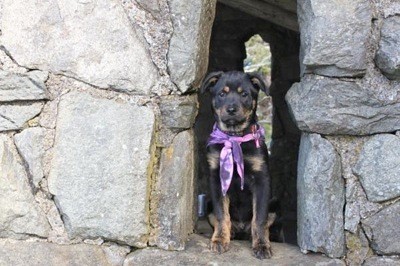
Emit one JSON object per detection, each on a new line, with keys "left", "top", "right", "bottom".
{"left": 353, "top": 134, "right": 400, "bottom": 202}
{"left": 297, "top": 133, "right": 345, "bottom": 258}
{"left": 0, "top": 134, "right": 50, "bottom": 239}
{"left": 167, "top": 0, "right": 216, "bottom": 92}
{"left": 286, "top": 76, "right": 400, "bottom": 135}
{"left": 298, "top": 0, "right": 371, "bottom": 77}
{"left": 150, "top": 130, "right": 195, "bottom": 250}
{"left": 1, "top": 0, "right": 158, "bottom": 94}
{"left": 48, "top": 91, "right": 155, "bottom": 247}
{"left": 0, "top": 70, "right": 48, "bottom": 102}
{"left": 362, "top": 201, "right": 400, "bottom": 255}
{"left": 375, "top": 15, "right": 400, "bottom": 80}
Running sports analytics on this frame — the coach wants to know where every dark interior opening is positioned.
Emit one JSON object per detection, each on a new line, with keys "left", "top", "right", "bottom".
{"left": 194, "top": 2, "right": 301, "bottom": 245}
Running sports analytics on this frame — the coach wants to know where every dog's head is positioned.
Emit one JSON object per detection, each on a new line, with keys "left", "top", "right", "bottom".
{"left": 201, "top": 71, "right": 268, "bottom": 134}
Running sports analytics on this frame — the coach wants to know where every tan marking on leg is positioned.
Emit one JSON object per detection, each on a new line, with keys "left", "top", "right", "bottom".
{"left": 207, "top": 151, "right": 220, "bottom": 170}
{"left": 208, "top": 213, "right": 216, "bottom": 227}
{"left": 251, "top": 197, "right": 258, "bottom": 248}
{"left": 251, "top": 196, "right": 273, "bottom": 259}
{"left": 210, "top": 196, "right": 231, "bottom": 254}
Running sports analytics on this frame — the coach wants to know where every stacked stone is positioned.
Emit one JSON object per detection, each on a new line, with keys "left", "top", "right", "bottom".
{"left": 0, "top": 0, "right": 215, "bottom": 264}
{"left": 286, "top": 0, "right": 400, "bottom": 264}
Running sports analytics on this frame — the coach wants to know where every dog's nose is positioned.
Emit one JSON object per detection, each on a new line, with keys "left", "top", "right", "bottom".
{"left": 227, "top": 106, "right": 237, "bottom": 115}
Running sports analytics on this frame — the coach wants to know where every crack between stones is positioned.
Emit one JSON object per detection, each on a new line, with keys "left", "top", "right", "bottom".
{"left": 147, "top": 143, "right": 162, "bottom": 246}
{"left": 13, "top": 136, "right": 37, "bottom": 195}
{"left": 119, "top": 1, "right": 160, "bottom": 75}
{"left": 27, "top": 76, "right": 48, "bottom": 94}
{"left": 7, "top": 229, "right": 48, "bottom": 241}
{"left": 1, "top": 31, "right": 159, "bottom": 97}
{"left": 302, "top": 72, "right": 364, "bottom": 81}
{"left": 0, "top": 113, "right": 17, "bottom": 126}
{"left": 0, "top": 45, "right": 25, "bottom": 68}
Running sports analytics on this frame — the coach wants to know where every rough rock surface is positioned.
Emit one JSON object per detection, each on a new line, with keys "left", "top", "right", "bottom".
{"left": 362, "top": 201, "right": 400, "bottom": 255}
{"left": 14, "top": 127, "right": 47, "bottom": 188}
{"left": 48, "top": 91, "right": 155, "bottom": 247}
{"left": 167, "top": 0, "right": 216, "bottom": 92}
{"left": 0, "top": 240, "right": 125, "bottom": 266}
{"left": 353, "top": 134, "right": 400, "bottom": 202}
{"left": 159, "top": 96, "right": 197, "bottom": 130}
{"left": 298, "top": 0, "right": 371, "bottom": 77}
{"left": 344, "top": 231, "right": 371, "bottom": 266}
{"left": 0, "top": 134, "right": 50, "bottom": 239}
{"left": 125, "top": 234, "right": 345, "bottom": 265}
{"left": 363, "top": 256, "right": 400, "bottom": 266}
{"left": 1, "top": 0, "right": 158, "bottom": 94}
{"left": 326, "top": 136, "right": 382, "bottom": 233}
{"left": 0, "top": 70, "right": 48, "bottom": 102}
{"left": 297, "top": 133, "right": 345, "bottom": 258}
{"left": 343, "top": 178, "right": 381, "bottom": 233}
{"left": 0, "top": 102, "right": 44, "bottom": 131}
{"left": 150, "top": 130, "right": 195, "bottom": 250}
{"left": 286, "top": 76, "right": 400, "bottom": 135}
{"left": 375, "top": 15, "right": 400, "bottom": 80}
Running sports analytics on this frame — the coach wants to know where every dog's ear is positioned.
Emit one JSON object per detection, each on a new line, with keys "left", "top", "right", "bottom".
{"left": 200, "top": 71, "right": 223, "bottom": 94}
{"left": 247, "top": 72, "right": 269, "bottom": 95}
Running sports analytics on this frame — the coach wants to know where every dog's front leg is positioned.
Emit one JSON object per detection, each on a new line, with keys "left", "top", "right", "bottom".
{"left": 251, "top": 173, "right": 272, "bottom": 259}
{"left": 209, "top": 169, "right": 231, "bottom": 254}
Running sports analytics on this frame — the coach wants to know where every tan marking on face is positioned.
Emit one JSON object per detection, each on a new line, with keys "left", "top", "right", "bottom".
{"left": 207, "top": 151, "right": 220, "bottom": 170}
{"left": 223, "top": 86, "right": 230, "bottom": 93}
{"left": 237, "top": 87, "right": 243, "bottom": 93}
{"left": 245, "top": 156, "right": 265, "bottom": 172}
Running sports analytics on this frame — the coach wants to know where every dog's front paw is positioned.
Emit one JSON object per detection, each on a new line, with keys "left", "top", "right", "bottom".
{"left": 210, "top": 239, "right": 230, "bottom": 254}
{"left": 253, "top": 242, "right": 272, "bottom": 259}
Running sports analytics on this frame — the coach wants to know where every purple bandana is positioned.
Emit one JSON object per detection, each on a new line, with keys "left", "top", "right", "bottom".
{"left": 207, "top": 124, "right": 265, "bottom": 196}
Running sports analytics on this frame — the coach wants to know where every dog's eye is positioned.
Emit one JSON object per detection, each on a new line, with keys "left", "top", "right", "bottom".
{"left": 218, "top": 92, "right": 226, "bottom": 97}
{"left": 241, "top": 92, "right": 248, "bottom": 97}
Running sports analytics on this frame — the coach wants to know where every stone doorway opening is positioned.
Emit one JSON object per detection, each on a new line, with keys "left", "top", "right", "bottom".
{"left": 194, "top": 2, "right": 301, "bottom": 245}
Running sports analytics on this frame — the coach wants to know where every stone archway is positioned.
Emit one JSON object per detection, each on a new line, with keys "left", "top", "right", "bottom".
{"left": 195, "top": 1, "right": 400, "bottom": 264}
{"left": 194, "top": 1, "right": 301, "bottom": 244}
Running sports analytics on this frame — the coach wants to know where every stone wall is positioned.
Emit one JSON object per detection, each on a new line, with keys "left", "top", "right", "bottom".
{"left": 0, "top": 0, "right": 215, "bottom": 264}
{"left": 195, "top": 4, "right": 301, "bottom": 244}
{"left": 287, "top": 0, "right": 400, "bottom": 264}
{"left": 1, "top": 0, "right": 400, "bottom": 265}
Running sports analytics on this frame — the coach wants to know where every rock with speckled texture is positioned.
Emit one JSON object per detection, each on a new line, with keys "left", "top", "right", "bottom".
{"left": 297, "top": 133, "right": 345, "bottom": 258}
{"left": 353, "top": 134, "right": 400, "bottom": 202}
{"left": 1, "top": 0, "right": 158, "bottom": 94}
{"left": 298, "top": 0, "right": 371, "bottom": 77}
{"left": 0, "top": 134, "right": 50, "bottom": 239}
{"left": 48, "top": 91, "right": 155, "bottom": 247}
{"left": 375, "top": 16, "right": 400, "bottom": 80}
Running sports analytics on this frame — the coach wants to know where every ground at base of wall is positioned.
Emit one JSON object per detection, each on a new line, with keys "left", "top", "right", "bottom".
{"left": 125, "top": 234, "right": 344, "bottom": 265}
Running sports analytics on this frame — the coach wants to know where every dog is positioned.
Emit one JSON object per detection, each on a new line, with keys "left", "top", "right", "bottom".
{"left": 200, "top": 71, "right": 273, "bottom": 259}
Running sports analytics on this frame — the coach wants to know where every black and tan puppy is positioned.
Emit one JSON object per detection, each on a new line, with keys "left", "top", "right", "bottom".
{"left": 201, "top": 71, "right": 273, "bottom": 259}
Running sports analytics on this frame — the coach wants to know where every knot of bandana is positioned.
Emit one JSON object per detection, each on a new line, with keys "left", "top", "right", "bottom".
{"left": 207, "top": 124, "right": 265, "bottom": 196}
